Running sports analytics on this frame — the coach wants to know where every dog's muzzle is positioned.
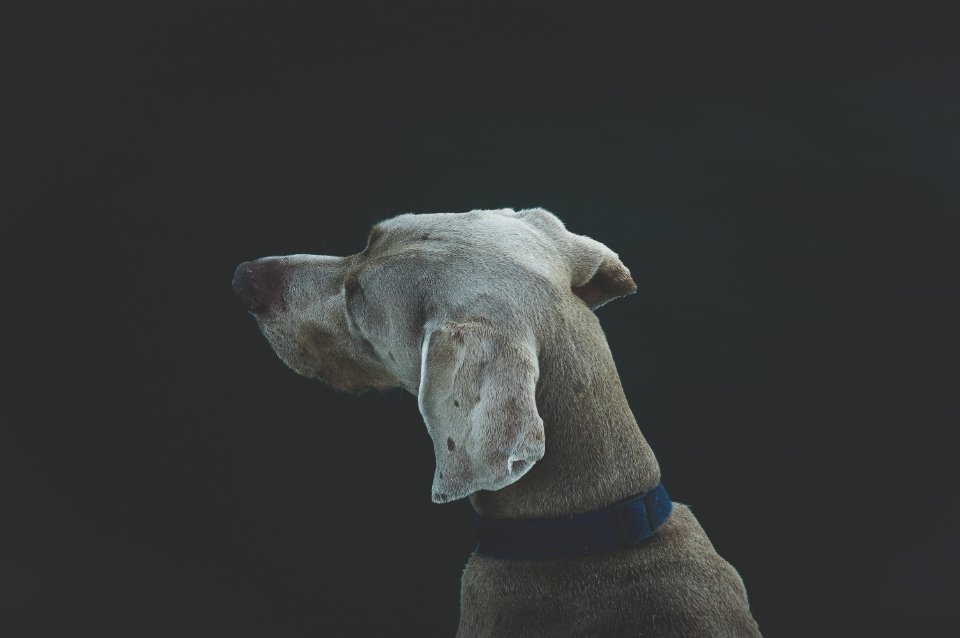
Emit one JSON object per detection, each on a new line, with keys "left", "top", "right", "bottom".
{"left": 232, "top": 258, "right": 287, "bottom": 314}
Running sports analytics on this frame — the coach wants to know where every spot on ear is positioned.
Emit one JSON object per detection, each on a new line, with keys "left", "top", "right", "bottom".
{"left": 388, "top": 351, "right": 395, "bottom": 361}
{"left": 447, "top": 437, "right": 456, "bottom": 451}
{"left": 453, "top": 400, "right": 460, "bottom": 407}
{"left": 343, "top": 271, "right": 362, "bottom": 297}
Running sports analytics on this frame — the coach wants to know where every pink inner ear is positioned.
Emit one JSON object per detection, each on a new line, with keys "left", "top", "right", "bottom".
{"left": 572, "top": 261, "right": 636, "bottom": 309}
{"left": 571, "top": 281, "right": 609, "bottom": 308}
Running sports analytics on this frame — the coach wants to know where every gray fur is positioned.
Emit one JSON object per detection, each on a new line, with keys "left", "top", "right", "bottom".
{"left": 233, "top": 208, "right": 761, "bottom": 636}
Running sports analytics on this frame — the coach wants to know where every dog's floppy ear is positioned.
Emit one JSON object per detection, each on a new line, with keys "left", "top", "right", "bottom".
{"left": 417, "top": 321, "right": 544, "bottom": 504}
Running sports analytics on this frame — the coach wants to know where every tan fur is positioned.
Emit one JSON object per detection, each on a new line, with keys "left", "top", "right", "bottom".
{"left": 233, "top": 208, "right": 761, "bottom": 636}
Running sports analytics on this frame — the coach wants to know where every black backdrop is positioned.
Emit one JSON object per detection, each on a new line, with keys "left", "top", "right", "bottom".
{"left": 4, "top": 2, "right": 958, "bottom": 636}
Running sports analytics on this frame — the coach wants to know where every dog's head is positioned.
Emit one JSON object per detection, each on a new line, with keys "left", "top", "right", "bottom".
{"left": 233, "top": 208, "right": 635, "bottom": 502}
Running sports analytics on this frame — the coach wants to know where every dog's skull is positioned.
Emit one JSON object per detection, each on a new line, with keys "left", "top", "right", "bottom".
{"left": 233, "top": 208, "right": 635, "bottom": 502}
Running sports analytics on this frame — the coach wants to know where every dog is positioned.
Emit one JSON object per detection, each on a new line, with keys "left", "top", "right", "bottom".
{"left": 233, "top": 208, "right": 761, "bottom": 636}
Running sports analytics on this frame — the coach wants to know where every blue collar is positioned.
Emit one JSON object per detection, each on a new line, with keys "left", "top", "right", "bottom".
{"left": 473, "top": 481, "right": 672, "bottom": 560}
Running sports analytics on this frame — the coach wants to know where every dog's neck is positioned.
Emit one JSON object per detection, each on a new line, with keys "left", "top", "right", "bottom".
{"left": 470, "top": 302, "right": 661, "bottom": 519}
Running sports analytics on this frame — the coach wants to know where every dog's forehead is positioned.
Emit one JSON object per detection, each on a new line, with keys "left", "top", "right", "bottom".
{"left": 379, "top": 209, "right": 529, "bottom": 238}
{"left": 376, "top": 209, "right": 557, "bottom": 256}
{"left": 366, "top": 209, "right": 567, "bottom": 284}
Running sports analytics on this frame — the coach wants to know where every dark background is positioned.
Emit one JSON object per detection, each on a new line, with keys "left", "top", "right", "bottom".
{"left": 4, "top": 1, "right": 958, "bottom": 636}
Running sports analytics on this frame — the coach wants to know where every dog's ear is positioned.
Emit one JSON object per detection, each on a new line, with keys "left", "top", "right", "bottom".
{"left": 566, "top": 232, "right": 637, "bottom": 310}
{"left": 417, "top": 321, "right": 544, "bottom": 504}
{"left": 511, "top": 208, "right": 636, "bottom": 310}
